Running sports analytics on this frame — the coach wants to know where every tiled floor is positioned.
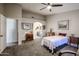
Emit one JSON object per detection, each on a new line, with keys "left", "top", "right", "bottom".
{"left": 1, "top": 39, "right": 77, "bottom": 56}
{"left": 1, "top": 39, "right": 52, "bottom": 56}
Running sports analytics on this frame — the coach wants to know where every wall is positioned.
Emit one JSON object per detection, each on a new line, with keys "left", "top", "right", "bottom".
{"left": 22, "top": 10, "right": 45, "bottom": 20}
{"left": 0, "top": 4, "right": 4, "bottom": 14}
{"left": 4, "top": 4, "right": 22, "bottom": 19}
{"left": 18, "top": 18, "right": 46, "bottom": 42}
{"left": 46, "top": 9, "right": 79, "bottom": 36}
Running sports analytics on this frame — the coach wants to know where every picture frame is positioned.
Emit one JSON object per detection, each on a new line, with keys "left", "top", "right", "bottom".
{"left": 58, "top": 20, "right": 69, "bottom": 30}
{"left": 21, "top": 22, "right": 33, "bottom": 30}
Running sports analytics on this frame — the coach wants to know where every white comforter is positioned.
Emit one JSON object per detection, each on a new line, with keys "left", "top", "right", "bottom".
{"left": 41, "top": 36, "right": 68, "bottom": 51}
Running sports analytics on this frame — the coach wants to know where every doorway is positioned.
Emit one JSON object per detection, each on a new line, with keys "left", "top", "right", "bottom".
{"left": 33, "top": 22, "right": 43, "bottom": 39}
{"left": 6, "top": 18, "right": 18, "bottom": 46}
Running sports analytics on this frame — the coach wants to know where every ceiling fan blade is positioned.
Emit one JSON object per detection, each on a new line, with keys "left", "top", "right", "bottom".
{"left": 40, "top": 7, "right": 47, "bottom": 10}
{"left": 52, "top": 4, "right": 63, "bottom": 7}
{"left": 41, "top": 3, "right": 48, "bottom": 5}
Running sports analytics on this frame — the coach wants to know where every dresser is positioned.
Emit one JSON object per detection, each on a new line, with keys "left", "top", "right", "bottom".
{"left": 25, "top": 32, "right": 33, "bottom": 41}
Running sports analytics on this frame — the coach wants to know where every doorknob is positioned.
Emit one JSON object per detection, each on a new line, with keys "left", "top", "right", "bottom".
{"left": 0, "top": 35, "right": 3, "bottom": 37}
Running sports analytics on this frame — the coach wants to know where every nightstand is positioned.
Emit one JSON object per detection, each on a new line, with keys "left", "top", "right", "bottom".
{"left": 69, "top": 36, "right": 79, "bottom": 49}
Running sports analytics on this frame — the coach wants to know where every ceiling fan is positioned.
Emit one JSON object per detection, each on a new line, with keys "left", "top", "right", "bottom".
{"left": 40, "top": 3, "right": 63, "bottom": 12}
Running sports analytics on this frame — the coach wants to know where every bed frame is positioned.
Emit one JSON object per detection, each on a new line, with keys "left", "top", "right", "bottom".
{"left": 43, "top": 44, "right": 67, "bottom": 54}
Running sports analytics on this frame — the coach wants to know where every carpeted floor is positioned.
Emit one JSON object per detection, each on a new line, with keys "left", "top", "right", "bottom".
{"left": 1, "top": 39, "right": 77, "bottom": 56}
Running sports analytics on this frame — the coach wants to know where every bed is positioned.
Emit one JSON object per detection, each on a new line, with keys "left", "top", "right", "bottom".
{"left": 41, "top": 36, "right": 69, "bottom": 53}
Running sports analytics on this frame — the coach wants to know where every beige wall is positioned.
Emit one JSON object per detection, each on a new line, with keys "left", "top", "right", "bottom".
{"left": 0, "top": 4, "right": 4, "bottom": 14}
{"left": 22, "top": 10, "right": 45, "bottom": 20}
{"left": 46, "top": 9, "right": 79, "bottom": 37}
{"left": 4, "top": 4, "right": 22, "bottom": 19}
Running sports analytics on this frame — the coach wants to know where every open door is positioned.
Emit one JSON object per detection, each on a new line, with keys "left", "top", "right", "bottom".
{"left": 0, "top": 14, "right": 6, "bottom": 53}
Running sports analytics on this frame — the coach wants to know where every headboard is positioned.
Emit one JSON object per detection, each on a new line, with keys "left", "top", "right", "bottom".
{"left": 47, "top": 32, "right": 55, "bottom": 36}
{"left": 59, "top": 33, "right": 66, "bottom": 36}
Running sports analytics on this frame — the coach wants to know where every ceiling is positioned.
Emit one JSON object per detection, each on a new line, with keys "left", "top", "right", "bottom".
{"left": 19, "top": 3, "right": 79, "bottom": 16}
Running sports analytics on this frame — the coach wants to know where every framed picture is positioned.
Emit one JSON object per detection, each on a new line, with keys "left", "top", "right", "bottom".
{"left": 21, "top": 22, "right": 33, "bottom": 30}
{"left": 58, "top": 20, "right": 69, "bottom": 30}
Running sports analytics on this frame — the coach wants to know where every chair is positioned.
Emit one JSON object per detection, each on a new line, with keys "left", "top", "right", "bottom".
{"left": 58, "top": 46, "right": 78, "bottom": 56}
{"left": 58, "top": 36, "right": 79, "bottom": 56}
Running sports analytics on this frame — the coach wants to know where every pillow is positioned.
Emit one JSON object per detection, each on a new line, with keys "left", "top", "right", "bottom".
{"left": 59, "top": 33, "right": 66, "bottom": 36}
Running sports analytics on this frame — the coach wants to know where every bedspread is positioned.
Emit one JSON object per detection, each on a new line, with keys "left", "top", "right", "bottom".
{"left": 41, "top": 36, "right": 69, "bottom": 51}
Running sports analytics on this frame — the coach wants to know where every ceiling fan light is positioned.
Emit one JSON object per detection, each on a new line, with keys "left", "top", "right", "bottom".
{"left": 47, "top": 5, "right": 51, "bottom": 9}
